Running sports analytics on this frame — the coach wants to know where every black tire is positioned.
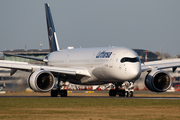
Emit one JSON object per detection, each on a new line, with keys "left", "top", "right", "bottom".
{"left": 109, "top": 89, "right": 116, "bottom": 96}
{"left": 129, "top": 91, "right": 133, "bottom": 97}
{"left": 61, "top": 90, "right": 67, "bottom": 97}
{"left": 118, "top": 90, "right": 125, "bottom": 97}
{"left": 125, "top": 91, "right": 129, "bottom": 97}
{"left": 51, "top": 90, "right": 58, "bottom": 97}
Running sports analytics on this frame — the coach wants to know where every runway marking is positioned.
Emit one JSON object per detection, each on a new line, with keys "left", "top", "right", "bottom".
{"left": 85, "top": 91, "right": 94, "bottom": 93}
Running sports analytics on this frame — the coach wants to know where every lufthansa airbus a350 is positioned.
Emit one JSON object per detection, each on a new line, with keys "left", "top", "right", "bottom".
{"left": 0, "top": 3, "right": 180, "bottom": 97}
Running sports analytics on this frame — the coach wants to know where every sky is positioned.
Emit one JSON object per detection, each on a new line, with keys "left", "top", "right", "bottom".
{"left": 0, "top": 0, "right": 180, "bottom": 57}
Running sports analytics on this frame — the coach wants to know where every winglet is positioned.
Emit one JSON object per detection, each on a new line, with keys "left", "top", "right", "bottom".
{"left": 45, "top": 3, "right": 60, "bottom": 52}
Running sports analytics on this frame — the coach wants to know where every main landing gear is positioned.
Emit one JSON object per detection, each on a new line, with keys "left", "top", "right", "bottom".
{"left": 51, "top": 79, "right": 67, "bottom": 97}
{"left": 51, "top": 89, "right": 67, "bottom": 97}
{"left": 109, "top": 82, "right": 134, "bottom": 97}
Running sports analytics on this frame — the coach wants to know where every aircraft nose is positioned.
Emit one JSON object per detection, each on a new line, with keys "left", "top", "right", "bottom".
{"left": 130, "top": 64, "right": 141, "bottom": 80}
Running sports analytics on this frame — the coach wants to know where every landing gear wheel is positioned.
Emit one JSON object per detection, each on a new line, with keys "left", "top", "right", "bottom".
{"left": 125, "top": 91, "right": 129, "bottom": 97}
{"left": 109, "top": 89, "right": 116, "bottom": 96}
{"left": 129, "top": 91, "right": 133, "bottom": 97}
{"left": 118, "top": 90, "right": 125, "bottom": 97}
{"left": 51, "top": 90, "right": 58, "bottom": 97}
{"left": 60, "top": 90, "right": 67, "bottom": 97}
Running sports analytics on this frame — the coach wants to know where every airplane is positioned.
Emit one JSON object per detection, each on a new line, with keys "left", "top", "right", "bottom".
{"left": 0, "top": 3, "right": 180, "bottom": 97}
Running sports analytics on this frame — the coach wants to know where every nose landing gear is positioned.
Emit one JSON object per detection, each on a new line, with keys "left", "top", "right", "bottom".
{"left": 109, "top": 82, "right": 134, "bottom": 97}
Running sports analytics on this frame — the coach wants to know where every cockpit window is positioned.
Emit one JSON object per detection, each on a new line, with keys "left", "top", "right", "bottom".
{"left": 121, "top": 57, "right": 140, "bottom": 63}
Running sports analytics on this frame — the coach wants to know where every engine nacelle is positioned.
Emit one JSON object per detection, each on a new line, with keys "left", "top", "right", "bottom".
{"left": 145, "top": 70, "right": 172, "bottom": 92}
{"left": 27, "top": 70, "right": 55, "bottom": 92}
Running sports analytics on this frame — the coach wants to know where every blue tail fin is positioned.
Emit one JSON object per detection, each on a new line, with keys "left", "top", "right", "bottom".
{"left": 45, "top": 3, "right": 60, "bottom": 52}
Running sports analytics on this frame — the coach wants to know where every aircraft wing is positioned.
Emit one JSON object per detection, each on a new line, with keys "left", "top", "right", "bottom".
{"left": 0, "top": 60, "right": 91, "bottom": 77}
{"left": 2, "top": 52, "right": 47, "bottom": 62}
{"left": 141, "top": 59, "right": 180, "bottom": 72}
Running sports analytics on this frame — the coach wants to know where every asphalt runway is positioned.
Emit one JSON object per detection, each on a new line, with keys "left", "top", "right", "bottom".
{"left": 0, "top": 91, "right": 180, "bottom": 99}
{"left": 0, "top": 95, "right": 180, "bottom": 99}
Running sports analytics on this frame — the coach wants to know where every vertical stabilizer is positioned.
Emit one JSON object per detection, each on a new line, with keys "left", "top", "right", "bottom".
{"left": 45, "top": 3, "right": 60, "bottom": 52}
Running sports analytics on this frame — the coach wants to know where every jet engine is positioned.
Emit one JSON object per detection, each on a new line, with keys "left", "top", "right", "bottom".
{"left": 27, "top": 70, "right": 55, "bottom": 92}
{"left": 145, "top": 70, "right": 172, "bottom": 92}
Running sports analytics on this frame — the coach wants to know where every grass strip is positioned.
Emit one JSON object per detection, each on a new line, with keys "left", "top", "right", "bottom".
{"left": 0, "top": 98, "right": 180, "bottom": 120}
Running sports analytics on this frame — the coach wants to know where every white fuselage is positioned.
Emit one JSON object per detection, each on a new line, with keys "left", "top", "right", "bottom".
{"left": 47, "top": 47, "right": 141, "bottom": 84}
